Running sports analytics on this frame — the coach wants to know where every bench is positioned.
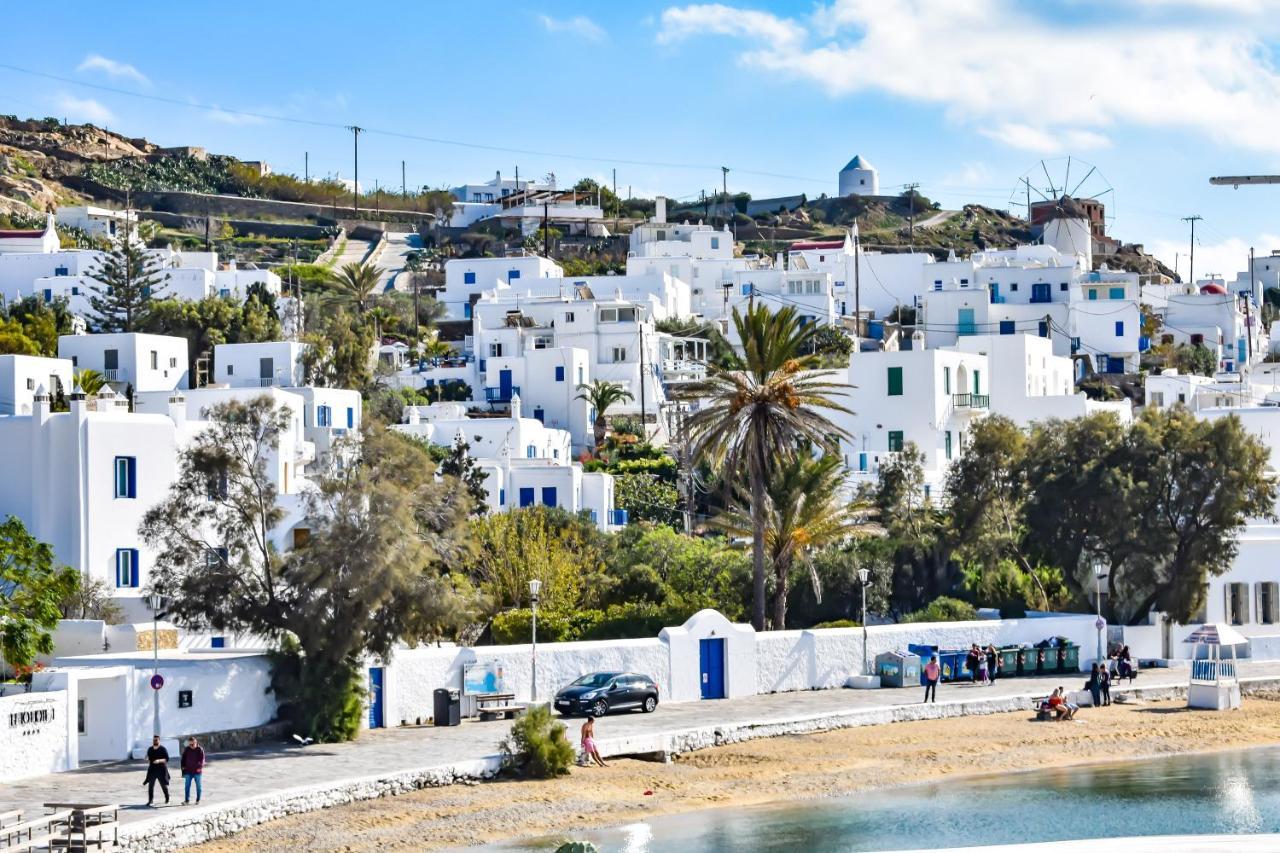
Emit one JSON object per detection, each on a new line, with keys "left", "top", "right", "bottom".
{"left": 475, "top": 693, "right": 527, "bottom": 722}
{"left": 1110, "top": 664, "right": 1138, "bottom": 685}
{"left": 0, "top": 811, "right": 23, "bottom": 829}
{"left": 5, "top": 832, "right": 59, "bottom": 853}
{"left": 59, "top": 805, "right": 118, "bottom": 852}
{"left": 0, "top": 811, "right": 72, "bottom": 848}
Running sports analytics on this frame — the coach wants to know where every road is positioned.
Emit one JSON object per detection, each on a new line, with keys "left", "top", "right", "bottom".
{"left": 329, "top": 235, "right": 372, "bottom": 270}
{"left": 4, "top": 661, "right": 1280, "bottom": 837}
{"left": 372, "top": 231, "right": 422, "bottom": 293}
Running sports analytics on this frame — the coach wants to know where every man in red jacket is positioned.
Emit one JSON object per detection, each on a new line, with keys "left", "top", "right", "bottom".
{"left": 181, "top": 736, "right": 206, "bottom": 805}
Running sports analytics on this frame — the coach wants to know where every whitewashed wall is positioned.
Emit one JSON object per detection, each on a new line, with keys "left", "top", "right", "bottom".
{"left": 0, "top": 691, "right": 73, "bottom": 783}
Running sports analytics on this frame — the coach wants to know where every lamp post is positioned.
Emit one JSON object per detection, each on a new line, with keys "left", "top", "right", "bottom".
{"left": 858, "top": 568, "right": 872, "bottom": 675}
{"left": 1093, "top": 560, "right": 1109, "bottom": 665}
{"left": 149, "top": 592, "right": 163, "bottom": 737}
{"left": 529, "top": 579, "right": 542, "bottom": 703}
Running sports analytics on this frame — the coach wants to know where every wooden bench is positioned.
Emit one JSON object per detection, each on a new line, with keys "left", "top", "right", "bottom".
{"left": 0, "top": 811, "right": 72, "bottom": 848}
{"left": 5, "top": 832, "right": 59, "bottom": 853}
{"left": 475, "top": 693, "right": 527, "bottom": 722}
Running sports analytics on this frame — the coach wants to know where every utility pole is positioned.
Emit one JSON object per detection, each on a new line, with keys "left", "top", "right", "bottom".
{"left": 1024, "top": 178, "right": 1032, "bottom": 223}
{"left": 853, "top": 225, "right": 862, "bottom": 337}
{"left": 401, "top": 160, "right": 407, "bottom": 199}
{"left": 638, "top": 316, "right": 647, "bottom": 439}
{"left": 346, "top": 125, "right": 364, "bottom": 218}
{"left": 1248, "top": 246, "right": 1256, "bottom": 361}
{"left": 304, "top": 152, "right": 309, "bottom": 183}
{"left": 904, "top": 182, "right": 920, "bottom": 244}
{"left": 375, "top": 180, "right": 380, "bottom": 215}
{"left": 543, "top": 201, "right": 550, "bottom": 257}
{"left": 1182, "top": 214, "right": 1202, "bottom": 285}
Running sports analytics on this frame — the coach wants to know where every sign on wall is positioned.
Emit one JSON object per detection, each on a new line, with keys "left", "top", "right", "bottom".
{"left": 7, "top": 698, "right": 58, "bottom": 734}
{"left": 462, "top": 661, "right": 506, "bottom": 696}
{"left": 177, "top": 690, "right": 193, "bottom": 709}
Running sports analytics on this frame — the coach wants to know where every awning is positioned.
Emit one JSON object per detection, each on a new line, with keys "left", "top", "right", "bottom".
{"left": 1181, "top": 623, "right": 1249, "bottom": 646}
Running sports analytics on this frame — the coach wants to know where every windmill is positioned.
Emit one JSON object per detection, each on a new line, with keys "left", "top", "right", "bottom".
{"left": 1008, "top": 156, "right": 1115, "bottom": 234}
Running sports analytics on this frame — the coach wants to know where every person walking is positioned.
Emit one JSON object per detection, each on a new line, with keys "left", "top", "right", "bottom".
{"left": 923, "top": 655, "right": 941, "bottom": 703}
{"left": 143, "top": 735, "right": 170, "bottom": 806}
{"left": 986, "top": 644, "right": 1000, "bottom": 684}
{"left": 580, "top": 716, "right": 607, "bottom": 768}
{"left": 966, "top": 645, "right": 981, "bottom": 683}
{"left": 1088, "top": 663, "right": 1103, "bottom": 708}
{"left": 1099, "top": 665, "right": 1111, "bottom": 706}
{"left": 181, "top": 736, "right": 206, "bottom": 805}
{"left": 977, "top": 651, "right": 990, "bottom": 686}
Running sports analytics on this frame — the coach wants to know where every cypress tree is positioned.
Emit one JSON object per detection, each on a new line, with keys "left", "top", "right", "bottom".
{"left": 86, "top": 223, "right": 166, "bottom": 332}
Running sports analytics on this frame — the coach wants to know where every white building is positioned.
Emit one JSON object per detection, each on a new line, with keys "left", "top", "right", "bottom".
{"left": 838, "top": 155, "right": 879, "bottom": 197}
{"left": 0, "top": 213, "right": 60, "bottom": 254}
{"left": 391, "top": 399, "right": 624, "bottom": 529}
{"left": 58, "top": 332, "right": 189, "bottom": 393}
{"left": 0, "top": 354, "right": 73, "bottom": 416}
{"left": 213, "top": 340, "right": 308, "bottom": 389}
{"left": 55, "top": 206, "right": 139, "bottom": 243}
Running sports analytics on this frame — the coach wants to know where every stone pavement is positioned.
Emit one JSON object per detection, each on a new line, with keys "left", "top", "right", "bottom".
{"left": 5, "top": 661, "right": 1280, "bottom": 850}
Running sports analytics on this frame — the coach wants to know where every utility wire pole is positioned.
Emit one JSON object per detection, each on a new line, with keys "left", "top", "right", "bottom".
{"left": 346, "top": 125, "right": 364, "bottom": 218}
{"left": 853, "top": 225, "right": 861, "bottom": 337}
{"left": 304, "top": 151, "right": 309, "bottom": 183}
{"left": 904, "top": 181, "right": 920, "bottom": 245}
{"left": 1182, "top": 214, "right": 1202, "bottom": 285}
{"left": 401, "top": 160, "right": 407, "bottom": 199}
{"left": 1248, "top": 246, "right": 1256, "bottom": 361}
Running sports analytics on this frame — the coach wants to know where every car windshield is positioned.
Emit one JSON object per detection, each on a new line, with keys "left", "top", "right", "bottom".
{"left": 571, "top": 673, "right": 615, "bottom": 688}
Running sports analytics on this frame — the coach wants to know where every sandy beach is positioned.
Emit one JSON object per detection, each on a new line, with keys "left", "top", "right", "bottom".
{"left": 195, "top": 694, "right": 1280, "bottom": 852}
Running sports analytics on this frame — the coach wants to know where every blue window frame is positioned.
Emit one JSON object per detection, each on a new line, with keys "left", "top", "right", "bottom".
{"left": 741, "top": 283, "right": 752, "bottom": 296}
{"left": 43, "top": 288, "right": 52, "bottom": 303}
{"left": 1039, "top": 321, "right": 1050, "bottom": 338}
{"left": 499, "top": 488, "right": 506, "bottom": 507}
{"left": 1109, "top": 287, "right": 1125, "bottom": 300}
{"left": 533, "top": 407, "right": 544, "bottom": 422}
{"left": 464, "top": 271, "right": 476, "bottom": 285}
{"left": 555, "top": 366, "right": 565, "bottom": 382}
{"left": 479, "top": 358, "right": 486, "bottom": 372}
{"left": 211, "top": 637, "right": 225, "bottom": 649}
{"left": 463, "top": 303, "right": 472, "bottom": 319}
{"left": 346, "top": 407, "right": 354, "bottom": 429}
{"left": 527, "top": 445, "right": 536, "bottom": 458}
{"left": 518, "top": 487, "right": 535, "bottom": 508}
{"left": 999, "top": 320, "right": 1015, "bottom": 335}
{"left": 1115, "top": 321, "right": 1125, "bottom": 337}
{"left": 317, "top": 405, "right": 332, "bottom": 427}
{"left": 115, "top": 548, "right": 139, "bottom": 588}
{"left": 1088, "top": 289, "right": 1098, "bottom": 301}
{"left": 508, "top": 269, "right": 520, "bottom": 280}
{"left": 114, "top": 456, "right": 136, "bottom": 499}
{"left": 711, "top": 237, "right": 720, "bottom": 249}
{"left": 541, "top": 487, "right": 557, "bottom": 507}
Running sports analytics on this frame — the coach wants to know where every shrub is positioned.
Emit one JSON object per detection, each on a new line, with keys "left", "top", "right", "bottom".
{"left": 500, "top": 704, "right": 576, "bottom": 778}
{"left": 902, "top": 596, "right": 978, "bottom": 624}
{"left": 812, "top": 619, "right": 859, "bottom": 629}
{"left": 491, "top": 609, "right": 601, "bottom": 645}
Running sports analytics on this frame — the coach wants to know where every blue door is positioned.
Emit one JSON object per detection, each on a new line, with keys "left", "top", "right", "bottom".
{"left": 519, "top": 487, "right": 535, "bottom": 507}
{"left": 957, "top": 308, "right": 975, "bottom": 336}
{"left": 699, "top": 638, "right": 725, "bottom": 699}
{"left": 541, "top": 486, "right": 557, "bottom": 507}
{"left": 1031, "top": 282, "right": 1051, "bottom": 303}
{"left": 499, "top": 369, "right": 513, "bottom": 401}
{"left": 368, "top": 667, "right": 384, "bottom": 729}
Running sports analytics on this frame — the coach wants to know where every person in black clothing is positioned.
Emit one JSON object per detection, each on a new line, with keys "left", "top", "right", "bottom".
{"left": 966, "top": 645, "right": 981, "bottom": 683}
{"left": 144, "top": 735, "right": 170, "bottom": 806}
{"left": 1099, "top": 665, "right": 1111, "bottom": 706}
{"left": 986, "top": 644, "right": 1000, "bottom": 684}
{"left": 1088, "top": 663, "right": 1103, "bottom": 707}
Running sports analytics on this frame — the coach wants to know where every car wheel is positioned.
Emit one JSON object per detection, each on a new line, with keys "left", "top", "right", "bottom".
{"left": 591, "top": 698, "right": 609, "bottom": 717}
{"left": 643, "top": 695, "right": 657, "bottom": 713}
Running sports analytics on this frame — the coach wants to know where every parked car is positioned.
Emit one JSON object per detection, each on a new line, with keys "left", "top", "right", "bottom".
{"left": 553, "top": 671, "right": 659, "bottom": 717}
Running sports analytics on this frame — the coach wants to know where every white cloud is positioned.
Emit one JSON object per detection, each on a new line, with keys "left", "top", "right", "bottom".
{"left": 206, "top": 106, "right": 264, "bottom": 126}
{"left": 76, "top": 54, "right": 149, "bottom": 86}
{"left": 1146, "top": 233, "right": 1280, "bottom": 281}
{"left": 940, "top": 161, "right": 994, "bottom": 188}
{"left": 656, "top": 0, "right": 1280, "bottom": 154}
{"left": 53, "top": 93, "right": 115, "bottom": 126}
{"left": 538, "top": 13, "right": 606, "bottom": 41}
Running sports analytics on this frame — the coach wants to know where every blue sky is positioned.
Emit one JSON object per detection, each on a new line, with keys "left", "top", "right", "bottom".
{"left": 6, "top": 0, "right": 1280, "bottom": 278}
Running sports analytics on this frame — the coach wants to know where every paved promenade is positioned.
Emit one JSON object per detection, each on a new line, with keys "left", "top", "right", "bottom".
{"left": 4, "top": 661, "right": 1280, "bottom": 850}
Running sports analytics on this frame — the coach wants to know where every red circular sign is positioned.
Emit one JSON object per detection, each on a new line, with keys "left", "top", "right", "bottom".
{"left": 150, "top": 674, "right": 164, "bottom": 690}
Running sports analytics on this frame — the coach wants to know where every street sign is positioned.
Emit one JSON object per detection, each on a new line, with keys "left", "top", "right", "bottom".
{"left": 1095, "top": 617, "right": 1106, "bottom": 631}
{"left": 150, "top": 674, "right": 164, "bottom": 690}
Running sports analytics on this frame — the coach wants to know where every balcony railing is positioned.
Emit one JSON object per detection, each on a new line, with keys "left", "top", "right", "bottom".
{"left": 484, "top": 385, "right": 520, "bottom": 403}
{"left": 102, "top": 369, "right": 119, "bottom": 381}
{"left": 953, "top": 393, "right": 990, "bottom": 409}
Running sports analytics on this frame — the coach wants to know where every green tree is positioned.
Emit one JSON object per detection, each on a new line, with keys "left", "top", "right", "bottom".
{"left": 329, "top": 261, "right": 382, "bottom": 315}
{"left": 301, "top": 310, "right": 375, "bottom": 391}
{"left": 58, "top": 576, "right": 124, "bottom": 624}
{"left": 141, "top": 399, "right": 477, "bottom": 741}
{"left": 1171, "top": 343, "right": 1217, "bottom": 377}
{"left": 72, "top": 369, "right": 107, "bottom": 397}
{"left": 0, "top": 318, "right": 40, "bottom": 356}
{"left": 86, "top": 230, "right": 167, "bottom": 331}
{"left": 439, "top": 434, "right": 490, "bottom": 515}
{"left": 598, "top": 525, "right": 749, "bottom": 620}
{"left": 467, "top": 506, "right": 603, "bottom": 613}
{"left": 575, "top": 380, "right": 634, "bottom": 450}
{"left": 613, "top": 473, "right": 681, "bottom": 529}
{"left": 0, "top": 516, "right": 80, "bottom": 669}
{"left": 677, "top": 305, "right": 850, "bottom": 630}
{"left": 873, "top": 443, "right": 953, "bottom": 614}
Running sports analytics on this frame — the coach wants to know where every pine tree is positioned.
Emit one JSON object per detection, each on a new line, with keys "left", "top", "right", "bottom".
{"left": 86, "top": 225, "right": 167, "bottom": 332}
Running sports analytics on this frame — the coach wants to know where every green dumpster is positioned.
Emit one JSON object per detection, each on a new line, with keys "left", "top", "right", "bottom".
{"left": 1059, "top": 644, "right": 1080, "bottom": 672}
{"left": 999, "top": 647, "right": 1020, "bottom": 676}
{"left": 1018, "top": 648, "right": 1040, "bottom": 675}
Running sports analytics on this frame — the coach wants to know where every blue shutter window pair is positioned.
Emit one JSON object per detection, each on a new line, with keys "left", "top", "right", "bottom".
{"left": 114, "top": 457, "right": 137, "bottom": 498}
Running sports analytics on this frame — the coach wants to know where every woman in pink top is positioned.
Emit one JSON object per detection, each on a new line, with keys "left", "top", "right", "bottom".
{"left": 580, "top": 716, "right": 608, "bottom": 767}
{"left": 923, "top": 656, "right": 941, "bottom": 703}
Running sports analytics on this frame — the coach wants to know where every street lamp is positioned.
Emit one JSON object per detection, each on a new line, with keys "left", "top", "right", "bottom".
{"left": 1093, "top": 560, "right": 1109, "bottom": 665}
{"left": 149, "top": 593, "right": 163, "bottom": 737}
{"left": 528, "top": 579, "right": 542, "bottom": 703}
{"left": 858, "top": 568, "right": 872, "bottom": 675}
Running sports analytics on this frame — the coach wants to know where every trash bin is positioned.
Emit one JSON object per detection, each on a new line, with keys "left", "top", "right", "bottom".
{"left": 1059, "top": 644, "right": 1080, "bottom": 673}
{"left": 999, "top": 647, "right": 1020, "bottom": 677}
{"left": 940, "top": 650, "right": 968, "bottom": 682}
{"left": 876, "top": 651, "right": 922, "bottom": 688}
{"left": 1018, "top": 648, "right": 1041, "bottom": 676}
{"left": 433, "top": 688, "right": 460, "bottom": 726}
{"left": 908, "top": 644, "right": 938, "bottom": 685}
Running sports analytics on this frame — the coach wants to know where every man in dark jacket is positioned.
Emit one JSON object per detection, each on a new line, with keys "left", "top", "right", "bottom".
{"left": 181, "top": 736, "right": 206, "bottom": 805}
{"left": 144, "top": 735, "right": 170, "bottom": 806}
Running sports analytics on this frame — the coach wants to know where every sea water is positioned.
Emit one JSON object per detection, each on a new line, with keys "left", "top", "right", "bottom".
{"left": 493, "top": 747, "right": 1280, "bottom": 851}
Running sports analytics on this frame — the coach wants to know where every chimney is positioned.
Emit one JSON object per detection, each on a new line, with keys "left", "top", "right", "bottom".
{"left": 95, "top": 385, "right": 118, "bottom": 413}
{"left": 32, "top": 383, "right": 51, "bottom": 423}
{"left": 69, "top": 383, "right": 89, "bottom": 421}
{"left": 405, "top": 406, "right": 420, "bottom": 426}
{"left": 509, "top": 391, "right": 522, "bottom": 420}
{"left": 167, "top": 391, "right": 186, "bottom": 428}
{"left": 655, "top": 196, "right": 667, "bottom": 224}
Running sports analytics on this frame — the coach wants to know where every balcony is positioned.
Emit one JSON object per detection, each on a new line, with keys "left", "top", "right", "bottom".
{"left": 103, "top": 369, "right": 119, "bottom": 381}
{"left": 953, "top": 393, "right": 990, "bottom": 409}
{"left": 484, "top": 385, "right": 520, "bottom": 403}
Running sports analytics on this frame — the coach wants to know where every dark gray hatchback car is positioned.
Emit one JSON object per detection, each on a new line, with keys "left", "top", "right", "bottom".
{"left": 553, "top": 671, "right": 659, "bottom": 717}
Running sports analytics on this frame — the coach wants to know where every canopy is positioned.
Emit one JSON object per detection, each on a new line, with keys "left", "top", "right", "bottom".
{"left": 1182, "top": 623, "right": 1249, "bottom": 647}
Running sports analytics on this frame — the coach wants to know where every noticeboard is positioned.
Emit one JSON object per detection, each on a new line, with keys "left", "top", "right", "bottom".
{"left": 462, "top": 661, "right": 506, "bottom": 696}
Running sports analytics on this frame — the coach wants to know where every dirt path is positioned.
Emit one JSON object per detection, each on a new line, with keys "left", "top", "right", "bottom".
{"left": 195, "top": 696, "right": 1280, "bottom": 851}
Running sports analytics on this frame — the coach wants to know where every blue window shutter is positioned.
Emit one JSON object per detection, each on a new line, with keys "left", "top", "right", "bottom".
{"left": 499, "top": 489, "right": 505, "bottom": 507}
{"left": 999, "top": 320, "right": 1014, "bottom": 335}
{"left": 1115, "top": 321, "right": 1125, "bottom": 336}
{"left": 519, "top": 487, "right": 535, "bottom": 507}
{"left": 464, "top": 303, "right": 472, "bottom": 319}
{"left": 509, "top": 269, "right": 520, "bottom": 280}
{"left": 130, "top": 549, "right": 140, "bottom": 587}
{"left": 542, "top": 487, "right": 557, "bottom": 507}
{"left": 347, "top": 407, "right": 354, "bottom": 429}
{"left": 128, "top": 459, "right": 136, "bottom": 498}
{"left": 1038, "top": 321, "right": 1049, "bottom": 338}
{"left": 555, "top": 366, "right": 565, "bottom": 382}
{"left": 211, "top": 637, "right": 226, "bottom": 649}
{"left": 464, "top": 271, "right": 476, "bottom": 285}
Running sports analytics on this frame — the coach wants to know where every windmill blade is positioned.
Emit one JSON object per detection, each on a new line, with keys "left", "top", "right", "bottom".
{"left": 1025, "top": 177, "right": 1054, "bottom": 203}
{"left": 1041, "top": 160, "right": 1057, "bottom": 197}
{"left": 1069, "top": 166, "right": 1097, "bottom": 198}
{"left": 1063, "top": 157, "right": 1072, "bottom": 198}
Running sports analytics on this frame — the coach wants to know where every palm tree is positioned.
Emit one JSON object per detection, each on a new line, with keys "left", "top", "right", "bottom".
{"left": 73, "top": 368, "right": 107, "bottom": 397}
{"left": 715, "top": 452, "right": 881, "bottom": 628}
{"left": 677, "top": 305, "right": 851, "bottom": 631}
{"left": 575, "top": 380, "right": 634, "bottom": 450}
{"left": 330, "top": 261, "right": 382, "bottom": 315}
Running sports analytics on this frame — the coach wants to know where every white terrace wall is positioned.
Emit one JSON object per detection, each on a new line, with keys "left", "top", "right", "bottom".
{"left": 0, "top": 690, "right": 73, "bottom": 783}
{"left": 380, "top": 612, "right": 1098, "bottom": 720}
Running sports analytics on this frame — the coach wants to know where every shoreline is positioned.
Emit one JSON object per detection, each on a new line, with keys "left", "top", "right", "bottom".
{"left": 195, "top": 693, "right": 1280, "bottom": 852}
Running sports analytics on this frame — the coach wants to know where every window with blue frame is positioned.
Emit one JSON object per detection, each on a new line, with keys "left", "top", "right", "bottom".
{"left": 211, "top": 637, "right": 225, "bottom": 649}
{"left": 115, "top": 548, "right": 139, "bottom": 588}
{"left": 541, "top": 487, "right": 557, "bottom": 507}
{"left": 1109, "top": 287, "right": 1125, "bottom": 300}
{"left": 527, "top": 445, "right": 536, "bottom": 458}
{"left": 464, "top": 271, "right": 476, "bottom": 284}
{"left": 518, "top": 487, "right": 535, "bottom": 507}
{"left": 1115, "top": 321, "right": 1125, "bottom": 336}
{"left": 711, "top": 237, "right": 720, "bottom": 249}
{"left": 741, "top": 283, "right": 752, "bottom": 296}
{"left": 463, "top": 303, "right": 472, "bottom": 319}
{"left": 999, "top": 320, "right": 1015, "bottom": 335}
{"left": 508, "top": 269, "right": 521, "bottom": 280}
{"left": 555, "top": 366, "right": 565, "bottom": 382}
{"left": 114, "top": 456, "right": 136, "bottom": 498}
{"left": 1039, "top": 321, "right": 1049, "bottom": 338}
{"left": 499, "top": 488, "right": 506, "bottom": 506}
{"left": 1088, "top": 289, "right": 1098, "bottom": 300}
{"left": 346, "top": 407, "right": 354, "bottom": 429}
{"left": 533, "top": 407, "right": 544, "bottom": 422}
{"left": 317, "top": 405, "right": 332, "bottom": 427}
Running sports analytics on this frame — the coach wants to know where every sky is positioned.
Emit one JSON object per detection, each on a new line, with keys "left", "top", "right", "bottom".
{"left": 6, "top": 0, "right": 1280, "bottom": 279}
